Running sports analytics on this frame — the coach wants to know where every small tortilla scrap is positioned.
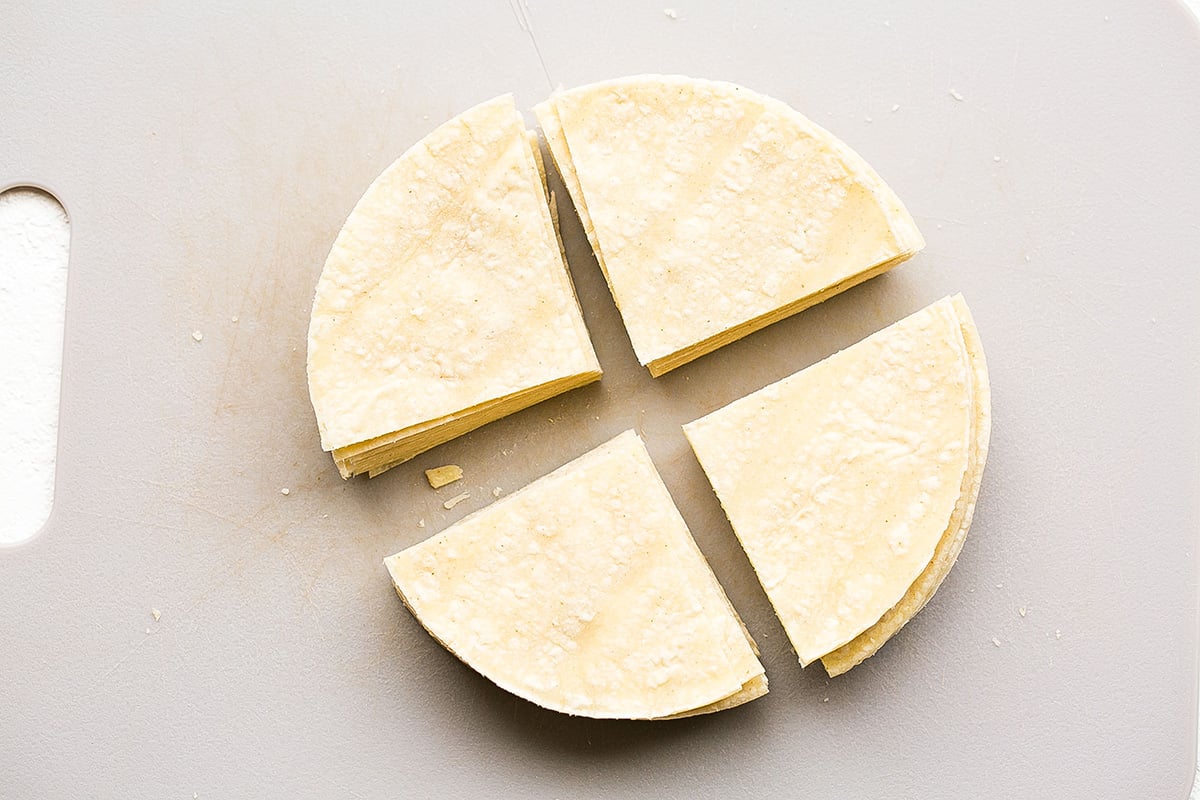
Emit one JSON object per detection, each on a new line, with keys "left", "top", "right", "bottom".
{"left": 442, "top": 492, "right": 471, "bottom": 510}
{"left": 424, "top": 465, "right": 463, "bottom": 489}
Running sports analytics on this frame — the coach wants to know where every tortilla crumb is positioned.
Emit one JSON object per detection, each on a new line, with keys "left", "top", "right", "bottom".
{"left": 425, "top": 464, "right": 464, "bottom": 489}
{"left": 443, "top": 492, "right": 471, "bottom": 510}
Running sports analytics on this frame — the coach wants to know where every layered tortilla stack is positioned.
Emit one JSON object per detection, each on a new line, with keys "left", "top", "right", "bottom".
{"left": 536, "top": 75, "right": 924, "bottom": 376}
{"left": 308, "top": 95, "right": 600, "bottom": 478}
{"left": 385, "top": 431, "right": 767, "bottom": 719}
{"left": 685, "top": 296, "right": 990, "bottom": 675}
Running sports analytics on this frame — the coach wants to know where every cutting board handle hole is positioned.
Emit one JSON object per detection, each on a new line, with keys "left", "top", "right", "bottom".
{"left": 0, "top": 185, "right": 69, "bottom": 548}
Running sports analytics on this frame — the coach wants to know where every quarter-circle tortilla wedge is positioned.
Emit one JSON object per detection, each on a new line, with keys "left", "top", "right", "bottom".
{"left": 821, "top": 295, "right": 990, "bottom": 676}
{"left": 535, "top": 75, "right": 924, "bottom": 377}
{"left": 384, "top": 430, "right": 767, "bottom": 719}
{"left": 684, "top": 295, "right": 990, "bottom": 675}
{"left": 307, "top": 94, "right": 600, "bottom": 478}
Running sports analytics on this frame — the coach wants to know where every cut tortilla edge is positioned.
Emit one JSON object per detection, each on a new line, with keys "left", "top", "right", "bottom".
{"left": 332, "top": 369, "right": 601, "bottom": 478}
{"left": 534, "top": 98, "right": 631, "bottom": 363}
{"left": 658, "top": 673, "right": 769, "bottom": 719}
{"left": 645, "top": 249, "right": 919, "bottom": 377}
{"left": 533, "top": 100, "right": 610, "bottom": 286}
{"left": 821, "top": 293, "right": 991, "bottom": 676}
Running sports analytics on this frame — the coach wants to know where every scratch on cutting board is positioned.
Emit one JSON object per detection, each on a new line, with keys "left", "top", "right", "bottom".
{"left": 1001, "top": 37, "right": 1023, "bottom": 134}
{"left": 1058, "top": 291, "right": 1120, "bottom": 378}
{"left": 213, "top": 221, "right": 269, "bottom": 415}
{"left": 509, "top": 0, "right": 555, "bottom": 91}
{"left": 1104, "top": 489, "right": 1119, "bottom": 540}
{"left": 91, "top": 490, "right": 307, "bottom": 687}
{"left": 73, "top": 508, "right": 191, "bottom": 534}
{"left": 97, "top": 635, "right": 155, "bottom": 684}
{"left": 917, "top": 214, "right": 969, "bottom": 227}
{"left": 278, "top": 538, "right": 327, "bottom": 620}
{"left": 1058, "top": 290, "right": 1109, "bottom": 336}
{"left": 213, "top": 310, "right": 245, "bottom": 417}
{"left": 1027, "top": 199, "right": 1105, "bottom": 214}
{"left": 97, "top": 587, "right": 216, "bottom": 688}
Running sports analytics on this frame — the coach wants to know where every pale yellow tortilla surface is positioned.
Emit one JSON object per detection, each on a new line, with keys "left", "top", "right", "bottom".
{"left": 384, "top": 430, "right": 766, "bottom": 719}
{"left": 685, "top": 296, "right": 976, "bottom": 669}
{"left": 307, "top": 94, "right": 599, "bottom": 463}
{"left": 536, "top": 75, "right": 924, "bottom": 376}
{"left": 821, "top": 294, "right": 991, "bottom": 675}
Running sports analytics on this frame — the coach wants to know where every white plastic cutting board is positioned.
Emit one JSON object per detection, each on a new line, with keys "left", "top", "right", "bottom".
{"left": 2, "top": 2, "right": 1199, "bottom": 797}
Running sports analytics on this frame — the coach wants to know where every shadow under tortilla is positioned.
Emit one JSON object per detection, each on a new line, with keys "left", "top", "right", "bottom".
{"left": 384, "top": 594, "right": 774, "bottom": 764}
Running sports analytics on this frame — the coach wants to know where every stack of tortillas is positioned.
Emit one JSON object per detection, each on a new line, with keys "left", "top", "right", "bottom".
{"left": 535, "top": 76, "right": 924, "bottom": 376}
{"left": 307, "top": 95, "right": 600, "bottom": 479}
{"left": 307, "top": 75, "right": 992, "bottom": 718}
{"left": 684, "top": 295, "right": 990, "bottom": 677}
{"left": 384, "top": 431, "right": 767, "bottom": 720}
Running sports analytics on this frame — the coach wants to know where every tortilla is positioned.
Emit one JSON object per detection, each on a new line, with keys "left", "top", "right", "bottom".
{"left": 308, "top": 94, "right": 600, "bottom": 477}
{"left": 684, "top": 296, "right": 987, "bottom": 673}
{"left": 536, "top": 75, "right": 923, "bottom": 376}
{"left": 384, "top": 430, "right": 766, "bottom": 719}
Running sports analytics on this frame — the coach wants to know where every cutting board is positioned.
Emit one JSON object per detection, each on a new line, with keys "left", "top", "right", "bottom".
{"left": 3, "top": 2, "right": 1199, "bottom": 797}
